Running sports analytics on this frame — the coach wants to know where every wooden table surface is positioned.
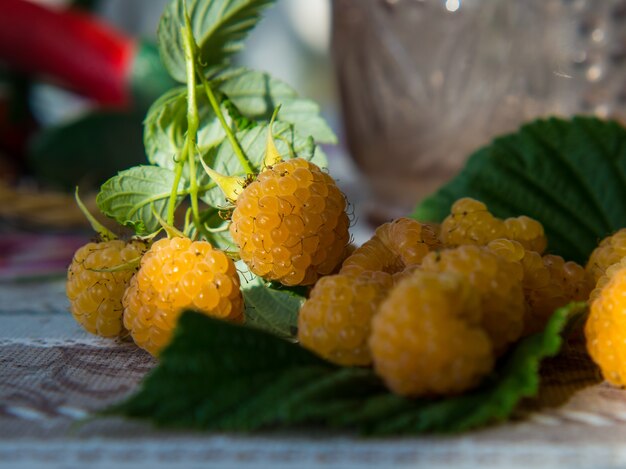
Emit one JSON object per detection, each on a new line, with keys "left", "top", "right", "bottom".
{"left": 1, "top": 278, "right": 626, "bottom": 469}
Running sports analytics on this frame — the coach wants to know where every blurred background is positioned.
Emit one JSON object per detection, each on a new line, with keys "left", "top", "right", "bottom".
{"left": 1, "top": 0, "right": 625, "bottom": 278}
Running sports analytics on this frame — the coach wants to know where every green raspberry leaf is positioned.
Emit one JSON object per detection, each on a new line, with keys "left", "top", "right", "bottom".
{"left": 413, "top": 116, "right": 626, "bottom": 264}
{"left": 238, "top": 261, "right": 302, "bottom": 339}
{"left": 96, "top": 166, "right": 186, "bottom": 235}
{"left": 215, "top": 68, "right": 337, "bottom": 143}
{"left": 199, "top": 121, "right": 327, "bottom": 207}
{"left": 143, "top": 86, "right": 226, "bottom": 170}
{"left": 103, "top": 302, "right": 585, "bottom": 434}
{"left": 158, "top": 0, "right": 276, "bottom": 83}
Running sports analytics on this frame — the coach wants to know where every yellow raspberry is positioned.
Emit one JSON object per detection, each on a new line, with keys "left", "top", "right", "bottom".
{"left": 442, "top": 198, "right": 547, "bottom": 253}
{"left": 298, "top": 271, "right": 393, "bottom": 366}
{"left": 123, "top": 237, "right": 243, "bottom": 355}
{"left": 421, "top": 245, "right": 525, "bottom": 353}
{"left": 370, "top": 270, "right": 494, "bottom": 397}
{"left": 230, "top": 158, "right": 349, "bottom": 286}
{"left": 66, "top": 239, "right": 147, "bottom": 337}
{"left": 586, "top": 228, "right": 626, "bottom": 285}
{"left": 488, "top": 239, "right": 592, "bottom": 335}
{"left": 586, "top": 258, "right": 626, "bottom": 387}
{"left": 340, "top": 218, "right": 441, "bottom": 277}
{"left": 503, "top": 216, "right": 547, "bottom": 253}
{"left": 441, "top": 198, "right": 507, "bottom": 247}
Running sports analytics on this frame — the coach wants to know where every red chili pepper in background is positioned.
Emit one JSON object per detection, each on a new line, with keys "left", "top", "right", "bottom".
{"left": 0, "top": 0, "right": 135, "bottom": 107}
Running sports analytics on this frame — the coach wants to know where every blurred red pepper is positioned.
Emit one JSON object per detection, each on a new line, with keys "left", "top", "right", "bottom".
{"left": 0, "top": 0, "right": 134, "bottom": 106}
{"left": 0, "top": 0, "right": 174, "bottom": 108}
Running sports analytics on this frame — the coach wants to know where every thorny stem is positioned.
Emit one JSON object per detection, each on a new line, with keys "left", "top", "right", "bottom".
{"left": 197, "top": 65, "right": 254, "bottom": 175}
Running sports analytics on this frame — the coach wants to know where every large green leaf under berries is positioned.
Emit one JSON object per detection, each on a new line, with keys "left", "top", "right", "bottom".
{"left": 103, "top": 302, "right": 585, "bottom": 434}
{"left": 413, "top": 116, "right": 626, "bottom": 264}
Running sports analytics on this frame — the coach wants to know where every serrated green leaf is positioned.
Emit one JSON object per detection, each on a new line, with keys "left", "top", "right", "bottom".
{"left": 238, "top": 261, "right": 302, "bottom": 338}
{"left": 158, "top": 0, "right": 276, "bottom": 83}
{"left": 199, "top": 121, "right": 327, "bottom": 207}
{"left": 215, "top": 68, "right": 337, "bottom": 143}
{"left": 143, "top": 86, "right": 226, "bottom": 170}
{"left": 96, "top": 166, "right": 185, "bottom": 235}
{"left": 413, "top": 116, "right": 626, "bottom": 264}
{"left": 103, "top": 302, "right": 585, "bottom": 434}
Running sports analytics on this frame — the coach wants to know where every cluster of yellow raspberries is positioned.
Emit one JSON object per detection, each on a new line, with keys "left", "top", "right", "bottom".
{"left": 66, "top": 158, "right": 349, "bottom": 356}
{"left": 67, "top": 162, "right": 597, "bottom": 397}
{"left": 299, "top": 198, "right": 593, "bottom": 397}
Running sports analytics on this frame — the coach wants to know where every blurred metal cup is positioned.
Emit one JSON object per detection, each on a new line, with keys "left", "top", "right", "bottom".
{"left": 332, "top": 0, "right": 626, "bottom": 218}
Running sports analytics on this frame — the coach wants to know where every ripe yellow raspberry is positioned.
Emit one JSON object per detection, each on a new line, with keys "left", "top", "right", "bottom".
{"left": 503, "top": 216, "right": 547, "bottom": 253}
{"left": 66, "top": 239, "right": 147, "bottom": 337}
{"left": 585, "top": 258, "right": 626, "bottom": 387}
{"left": 441, "top": 198, "right": 507, "bottom": 247}
{"left": 369, "top": 270, "right": 494, "bottom": 397}
{"left": 421, "top": 245, "right": 525, "bottom": 353}
{"left": 230, "top": 158, "right": 349, "bottom": 286}
{"left": 340, "top": 218, "right": 441, "bottom": 277}
{"left": 298, "top": 271, "right": 393, "bottom": 366}
{"left": 123, "top": 237, "right": 243, "bottom": 355}
{"left": 487, "top": 239, "right": 592, "bottom": 335}
{"left": 441, "top": 198, "right": 547, "bottom": 253}
{"left": 586, "top": 228, "right": 626, "bottom": 285}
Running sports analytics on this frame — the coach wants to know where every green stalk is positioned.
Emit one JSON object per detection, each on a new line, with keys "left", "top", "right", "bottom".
{"left": 181, "top": 18, "right": 202, "bottom": 230}
{"left": 197, "top": 67, "right": 254, "bottom": 174}
{"left": 166, "top": 153, "right": 185, "bottom": 226}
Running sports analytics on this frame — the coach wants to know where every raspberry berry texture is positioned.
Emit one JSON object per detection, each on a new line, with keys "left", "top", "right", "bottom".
{"left": 298, "top": 271, "right": 393, "bottom": 366}
{"left": 230, "top": 158, "right": 350, "bottom": 286}
{"left": 442, "top": 197, "right": 546, "bottom": 253}
{"left": 123, "top": 237, "right": 243, "bottom": 355}
{"left": 586, "top": 258, "right": 626, "bottom": 387}
{"left": 369, "top": 270, "right": 494, "bottom": 397}
{"left": 66, "top": 239, "right": 147, "bottom": 337}
{"left": 421, "top": 245, "right": 526, "bottom": 353}
{"left": 487, "top": 239, "right": 592, "bottom": 335}
{"left": 340, "top": 217, "right": 441, "bottom": 277}
{"left": 586, "top": 228, "right": 626, "bottom": 284}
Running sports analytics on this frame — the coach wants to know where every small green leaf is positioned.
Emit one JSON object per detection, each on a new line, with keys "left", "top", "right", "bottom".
{"left": 215, "top": 68, "right": 337, "bottom": 143}
{"left": 238, "top": 261, "right": 302, "bottom": 338}
{"left": 143, "top": 86, "right": 225, "bottom": 170}
{"left": 96, "top": 166, "right": 185, "bottom": 235}
{"left": 200, "top": 122, "right": 327, "bottom": 207}
{"left": 104, "top": 302, "right": 585, "bottom": 434}
{"left": 413, "top": 116, "right": 626, "bottom": 264}
{"left": 158, "top": 0, "right": 276, "bottom": 83}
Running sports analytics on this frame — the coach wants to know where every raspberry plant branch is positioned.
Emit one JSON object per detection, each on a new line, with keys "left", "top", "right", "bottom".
{"left": 197, "top": 65, "right": 254, "bottom": 175}
{"left": 166, "top": 158, "right": 185, "bottom": 226}
{"left": 182, "top": 14, "right": 202, "bottom": 232}
{"left": 75, "top": 187, "right": 117, "bottom": 241}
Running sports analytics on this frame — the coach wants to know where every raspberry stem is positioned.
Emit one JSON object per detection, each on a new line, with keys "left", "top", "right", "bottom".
{"left": 196, "top": 61, "right": 253, "bottom": 175}
{"left": 181, "top": 16, "right": 202, "bottom": 233}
